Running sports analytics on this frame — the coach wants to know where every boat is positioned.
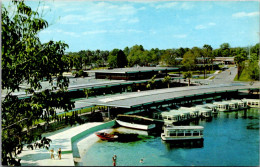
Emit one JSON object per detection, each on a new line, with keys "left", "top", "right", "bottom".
{"left": 178, "top": 107, "right": 199, "bottom": 119}
{"left": 242, "top": 98, "right": 260, "bottom": 108}
{"left": 161, "top": 126, "right": 204, "bottom": 141}
{"left": 95, "top": 132, "right": 118, "bottom": 141}
{"left": 231, "top": 100, "right": 247, "bottom": 109}
{"left": 161, "top": 111, "right": 181, "bottom": 125}
{"left": 213, "top": 102, "right": 230, "bottom": 112}
{"left": 116, "top": 114, "right": 156, "bottom": 130}
{"left": 196, "top": 104, "right": 218, "bottom": 114}
{"left": 226, "top": 100, "right": 239, "bottom": 111}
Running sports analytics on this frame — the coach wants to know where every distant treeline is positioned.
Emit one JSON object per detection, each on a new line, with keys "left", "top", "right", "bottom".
{"left": 62, "top": 43, "right": 259, "bottom": 70}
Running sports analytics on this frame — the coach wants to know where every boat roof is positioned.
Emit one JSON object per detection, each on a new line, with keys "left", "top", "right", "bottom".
{"left": 242, "top": 99, "right": 260, "bottom": 102}
{"left": 165, "top": 126, "right": 204, "bottom": 130}
{"left": 117, "top": 114, "right": 154, "bottom": 121}
{"left": 203, "top": 104, "right": 217, "bottom": 107}
{"left": 161, "top": 112, "right": 180, "bottom": 116}
{"left": 231, "top": 100, "right": 243, "bottom": 102}
{"left": 199, "top": 108, "right": 212, "bottom": 112}
{"left": 213, "top": 102, "right": 229, "bottom": 105}
{"left": 179, "top": 107, "right": 199, "bottom": 112}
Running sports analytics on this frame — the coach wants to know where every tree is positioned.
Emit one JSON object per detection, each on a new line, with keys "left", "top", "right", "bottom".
{"left": 117, "top": 50, "right": 128, "bottom": 68}
{"left": 84, "top": 88, "right": 94, "bottom": 99}
{"left": 108, "top": 49, "right": 127, "bottom": 68}
{"left": 162, "top": 75, "right": 172, "bottom": 88}
{"left": 183, "top": 71, "right": 193, "bottom": 86}
{"left": 182, "top": 51, "right": 196, "bottom": 71}
{"left": 234, "top": 50, "right": 247, "bottom": 79}
{"left": 127, "top": 45, "right": 144, "bottom": 66}
{"left": 203, "top": 44, "right": 213, "bottom": 78}
{"left": 2, "top": 1, "right": 74, "bottom": 165}
{"left": 160, "top": 49, "right": 177, "bottom": 66}
{"left": 146, "top": 75, "right": 157, "bottom": 89}
{"left": 220, "top": 43, "right": 231, "bottom": 57}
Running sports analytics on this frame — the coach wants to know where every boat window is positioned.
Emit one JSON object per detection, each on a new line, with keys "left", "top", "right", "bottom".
{"left": 185, "top": 131, "right": 192, "bottom": 136}
{"left": 170, "top": 131, "right": 176, "bottom": 136}
{"left": 193, "top": 131, "right": 199, "bottom": 136}
{"left": 177, "top": 130, "right": 184, "bottom": 136}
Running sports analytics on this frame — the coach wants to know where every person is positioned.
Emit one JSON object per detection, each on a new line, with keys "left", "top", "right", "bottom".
{"left": 50, "top": 149, "right": 54, "bottom": 159}
{"left": 58, "top": 148, "right": 62, "bottom": 160}
{"left": 140, "top": 158, "right": 144, "bottom": 163}
{"left": 112, "top": 154, "right": 117, "bottom": 166}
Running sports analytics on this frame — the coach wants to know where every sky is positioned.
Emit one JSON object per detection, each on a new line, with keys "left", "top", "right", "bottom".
{"left": 3, "top": 0, "right": 260, "bottom": 52}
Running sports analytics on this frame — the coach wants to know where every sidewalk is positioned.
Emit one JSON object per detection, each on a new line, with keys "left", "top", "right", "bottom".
{"left": 18, "top": 122, "right": 103, "bottom": 166}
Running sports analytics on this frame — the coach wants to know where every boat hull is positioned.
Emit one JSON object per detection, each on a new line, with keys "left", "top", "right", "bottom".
{"left": 95, "top": 132, "right": 118, "bottom": 141}
{"left": 161, "top": 134, "right": 203, "bottom": 141}
{"left": 116, "top": 120, "right": 156, "bottom": 130}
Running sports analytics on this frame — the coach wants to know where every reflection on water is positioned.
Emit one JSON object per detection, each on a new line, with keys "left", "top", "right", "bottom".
{"left": 77, "top": 108, "right": 259, "bottom": 166}
{"left": 163, "top": 139, "right": 204, "bottom": 150}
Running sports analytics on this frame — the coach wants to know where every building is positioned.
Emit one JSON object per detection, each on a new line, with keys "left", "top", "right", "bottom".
{"left": 213, "top": 57, "right": 235, "bottom": 65}
{"left": 86, "top": 67, "right": 179, "bottom": 80}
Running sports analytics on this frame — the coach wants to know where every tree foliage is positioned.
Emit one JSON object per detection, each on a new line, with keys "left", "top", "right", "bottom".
{"left": 183, "top": 71, "right": 193, "bottom": 86}
{"left": 2, "top": 1, "right": 74, "bottom": 165}
{"left": 162, "top": 75, "right": 172, "bottom": 88}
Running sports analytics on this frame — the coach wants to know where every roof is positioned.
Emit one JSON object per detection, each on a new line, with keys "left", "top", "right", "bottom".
{"left": 165, "top": 126, "right": 204, "bottom": 130}
{"left": 85, "top": 67, "right": 179, "bottom": 74}
{"left": 84, "top": 83, "right": 257, "bottom": 108}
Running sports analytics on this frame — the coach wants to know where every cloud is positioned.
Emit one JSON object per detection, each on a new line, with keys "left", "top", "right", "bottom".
{"left": 41, "top": 28, "right": 79, "bottom": 37}
{"left": 83, "top": 29, "right": 142, "bottom": 35}
{"left": 195, "top": 22, "right": 216, "bottom": 30}
{"left": 154, "top": 2, "right": 178, "bottom": 9}
{"left": 195, "top": 25, "right": 207, "bottom": 30}
{"left": 152, "top": 2, "right": 193, "bottom": 10}
{"left": 58, "top": 2, "right": 139, "bottom": 25}
{"left": 232, "top": 11, "right": 260, "bottom": 18}
{"left": 180, "top": 2, "right": 194, "bottom": 10}
{"left": 173, "top": 34, "right": 187, "bottom": 38}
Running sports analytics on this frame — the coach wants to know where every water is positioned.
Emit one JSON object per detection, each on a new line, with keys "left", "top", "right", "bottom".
{"left": 76, "top": 108, "right": 259, "bottom": 166}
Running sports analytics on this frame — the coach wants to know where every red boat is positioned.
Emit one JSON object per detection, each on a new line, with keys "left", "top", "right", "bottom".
{"left": 95, "top": 132, "right": 118, "bottom": 141}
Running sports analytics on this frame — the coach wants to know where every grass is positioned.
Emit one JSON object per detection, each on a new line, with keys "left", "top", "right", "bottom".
{"left": 169, "top": 70, "right": 216, "bottom": 75}
{"left": 32, "top": 106, "right": 99, "bottom": 126}
{"left": 219, "top": 64, "right": 235, "bottom": 68}
{"left": 91, "top": 67, "right": 108, "bottom": 70}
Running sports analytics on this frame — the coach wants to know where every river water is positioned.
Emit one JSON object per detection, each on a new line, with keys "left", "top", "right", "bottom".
{"left": 76, "top": 108, "right": 259, "bottom": 166}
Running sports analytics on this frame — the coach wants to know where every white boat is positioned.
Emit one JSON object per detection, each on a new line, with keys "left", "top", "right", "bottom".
{"left": 116, "top": 115, "right": 156, "bottom": 130}
{"left": 161, "top": 126, "right": 204, "bottom": 141}
{"left": 213, "top": 102, "right": 230, "bottom": 112}
{"left": 231, "top": 100, "right": 247, "bottom": 109}
{"left": 178, "top": 107, "right": 199, "bottom": 119}
{"left": 161, "top": 111, "right": 181, "bottom": 125}
{"left": 196, "top": 104, "right": 218, "bottom": 114}
{"left": 242, "top": 99, "right": 260, "bottom": 108}
{"left": 226, "top": 100, "right": 239, "bottom": 111}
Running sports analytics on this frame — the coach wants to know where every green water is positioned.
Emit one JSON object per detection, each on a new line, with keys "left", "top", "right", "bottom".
{"left": 77, "top": 108, "right": 259, "bottom": 166}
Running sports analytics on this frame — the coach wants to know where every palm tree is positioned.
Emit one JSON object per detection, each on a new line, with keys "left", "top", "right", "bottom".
{"left": 146, "top": 75, "right": 156, "bottom": 89}
{"left": 234, "top": 54, "right": 247, "bottom": 79}
{"left": 203, "top": 44, "right": 213, "bottom": 78}
{"left": 183, "top": 71, "right": 193, "bottom": 86}
{"left": 162, "top": 75, "right": 172, "bottom": 88}
{"left": 84, "top": 88, "right": 94, "bottom": 98}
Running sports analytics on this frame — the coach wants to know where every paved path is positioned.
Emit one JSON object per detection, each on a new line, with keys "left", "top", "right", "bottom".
{"left": 18, "top": 122, "right": 103, "bottom": 166}
{"left": 211, "top": 66, "right": 237, "bottom": 84}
